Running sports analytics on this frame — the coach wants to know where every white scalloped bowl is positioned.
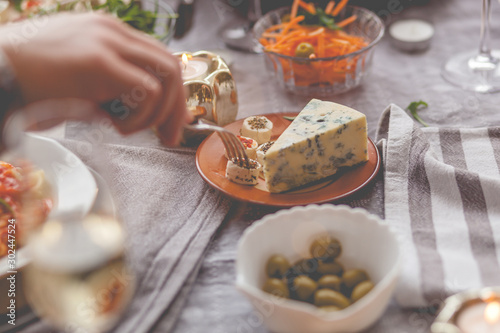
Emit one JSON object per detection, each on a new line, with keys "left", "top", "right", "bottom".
{"left": 236, "top": 204, "right": 400, "bottom": 333}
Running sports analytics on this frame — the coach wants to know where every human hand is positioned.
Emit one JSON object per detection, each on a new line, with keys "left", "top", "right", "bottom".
{"left": 0, "top": 12, "right": 191, "bottom": 146}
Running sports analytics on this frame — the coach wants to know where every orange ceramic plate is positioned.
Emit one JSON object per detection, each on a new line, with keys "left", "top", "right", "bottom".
{"left": 195, "top": 113, "right": 380, "bottom": 207}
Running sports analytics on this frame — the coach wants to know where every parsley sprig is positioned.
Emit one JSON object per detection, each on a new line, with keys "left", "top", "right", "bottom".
{"left": 406, "top": 101, "right": 429, "bottom": 127}
{"left": 299, "top": 8, "right": 340, "bottom": 30}
{"left": 96, "top": 0, "right": 159, "bottom": 35}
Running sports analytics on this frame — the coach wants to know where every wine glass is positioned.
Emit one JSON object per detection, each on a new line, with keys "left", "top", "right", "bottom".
{"left": 24, "top": 211, "right": 134, "bottom": 333}
{"left": 218, "top": 0, "right": 263, "bottom": 53}
{"left": 24, "top": 159, "right": 134, "bottom": 332}
{"left": 2, "top": 112, "right": 135, "bottom": 333}
{"left": 441, "top": 0, "right": 500, "bottom": 93}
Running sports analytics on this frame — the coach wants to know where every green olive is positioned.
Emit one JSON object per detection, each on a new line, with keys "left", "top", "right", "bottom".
{"left": 314, "top": 289, "right": 351, "bottom": 309}
{"left": 293, "top": 275, "right": 318, "bottom": 301}
{"left": 310, "top": 236, "right": 342, "bottom": 261}
{"left": 319, "top": 305, "right": 342, "bottom": 312}
{"left": 340, "top": 282, "right": 353, "bottom": 298}
{"left": 295, "top": 42, "right": 315, "bottom": 58}
{"left": 317, "top": 261, "right": 344, "bottom": 276}
{"left": 351, "top": 280, "right": 375, "bottom": 302}
{"left": 342, "top": 269, "right": 369, "bottom": 289}
{"left": 291, "top": 258, "right": 319, "bottom": 279}
{"left": 266, "top": 254, "right": 291, "bottom": 278}
{"left": 262, "top": 278, "right": 289, "bottom": 298}
{"left": 318, "top": 275, "right": 342, "bottom": 291}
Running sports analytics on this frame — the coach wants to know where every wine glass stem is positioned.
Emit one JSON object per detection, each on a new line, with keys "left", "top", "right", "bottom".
{"left": 479, "top": 0, "right": 492, "bottom": 57}
{"left": 247, "top": 0, "right": 262, "bottom": 23}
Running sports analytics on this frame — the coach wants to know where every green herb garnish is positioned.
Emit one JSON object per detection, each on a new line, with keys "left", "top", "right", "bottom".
{"left": 406, "top": 101, "right": 429, "bottom": 127}
{"left": 283, "top": 116, "right": 296, "bottom": 121}
{"left": 18, "top": 0, "right": 175, "bottom": 37}
{"left": 299, "top": 8, "right": 340, "bottom": 30}
{"left": 13, "top": 0, "right": 23, "bottom": 11}
{"left": 96, "top": 0, "right": 160, "bottom": 35}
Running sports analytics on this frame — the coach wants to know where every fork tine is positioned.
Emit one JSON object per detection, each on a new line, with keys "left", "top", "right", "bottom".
{"left": 228, "top": 133, "right": 249, "bottom": 168}
{"left": 186, "top": 121, "right": 249, "bottom": 168}
{"left": 225, "top": 132, "right": 248, "bottom": 168}
{"left": 218, "top": 132, "right": 235, "bottom": 161}
{"left": 230, "top": 135, "right": 244, "bottom": 166}
{"left": 220, "top": 131, "right": 242, "bottom": 167}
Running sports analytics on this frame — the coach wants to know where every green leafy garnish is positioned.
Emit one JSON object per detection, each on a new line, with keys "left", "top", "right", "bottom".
{"left": 283, "top": 116, "right": 296, "bottom": 121}
{"left": 13, "top": 0, "right": 23, "bottom": 11}
{"left": 96, "top": 0, "right": 160, "bottom": 35}
{"left": 406, "top": 101, "right": 429, "bottom": 127}
{"left": 17, "top": 0, "right": 176, "bottom": 37}
{"left": 299, "top": 8, "right": 340, "bottom": 30}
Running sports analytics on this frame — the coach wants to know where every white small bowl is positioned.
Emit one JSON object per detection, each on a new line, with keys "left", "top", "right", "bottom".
{"left": 236, "top": 204, "right": 400, "bottom": 333}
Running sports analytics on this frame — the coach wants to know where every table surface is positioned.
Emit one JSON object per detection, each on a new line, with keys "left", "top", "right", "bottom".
{"left": 167, "top": 1, "right": 500, "bottom": 332}
{"left": 7, "top": 1, "right": 500, "bottom": 332}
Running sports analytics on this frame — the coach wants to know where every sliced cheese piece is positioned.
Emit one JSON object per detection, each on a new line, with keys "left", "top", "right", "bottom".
{"left": 240, "top": 116, "right": 273, "bottom": 144}
{"left": 256, "top": 141, "right": 274, "bottom": 177}
{"left": 256, "top": 141, "right": 274, "bottom": 167}
{"left": 226, "top": 159, "right": 262, "bottom": 185}
{"left": 263, "top": 99, "right": 368, "bottom": 193}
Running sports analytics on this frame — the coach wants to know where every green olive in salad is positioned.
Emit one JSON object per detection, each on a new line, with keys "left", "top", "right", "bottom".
{"left": 295, "top": 42, "right": 315, "bottom": 58}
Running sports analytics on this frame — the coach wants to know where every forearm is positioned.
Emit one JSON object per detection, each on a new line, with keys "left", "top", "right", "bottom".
{"left": 0, "top": 12, "right": 190, "bottom": 146}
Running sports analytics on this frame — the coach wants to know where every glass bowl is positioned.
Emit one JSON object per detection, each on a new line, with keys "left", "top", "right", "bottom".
{"left": 253, "top": 6, "right": 384, "bottom": 96}
{"left": 140, "top": 0, "right": 177, "bottom": 44}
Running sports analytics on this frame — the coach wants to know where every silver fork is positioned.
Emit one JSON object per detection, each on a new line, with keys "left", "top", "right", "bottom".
{"left": 186, "top": 121, "right": 250, "bottom": 168}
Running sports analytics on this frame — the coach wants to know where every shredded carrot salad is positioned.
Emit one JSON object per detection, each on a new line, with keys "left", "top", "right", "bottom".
{"left": 259, "top": 0, "right": 369, "bottom": 87}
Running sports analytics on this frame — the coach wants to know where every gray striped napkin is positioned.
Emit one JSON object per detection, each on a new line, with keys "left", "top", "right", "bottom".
{"left": 377, "top": 104, "right": 500, "bottom": 308}
{"left": 17, "top": 124, "right": 231, "bottom": 333}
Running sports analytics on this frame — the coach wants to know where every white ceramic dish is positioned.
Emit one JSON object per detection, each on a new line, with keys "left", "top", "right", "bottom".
{"left": 23, "top": 133, "right": 97, "bottom": 218}
{"left": 236, "top": 204, "right": 400, "bottom": 333}
{"left": 0, "top": 133, "right": 97, "bottom": 274}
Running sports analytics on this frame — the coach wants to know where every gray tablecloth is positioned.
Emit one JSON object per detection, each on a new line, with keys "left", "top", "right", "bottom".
{"left": 11, "top": 126, "right": 231, "bottom": 333}
{"left": 7, "top": 0, "right": 500, "bottom": 332}
{"left": 168, "top": 1, "right": 500, "bottom": 333}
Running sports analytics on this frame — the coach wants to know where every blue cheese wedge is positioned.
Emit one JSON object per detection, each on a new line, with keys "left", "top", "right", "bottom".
{"left": 263, "top": 99, "right": 368, "bottom": 193}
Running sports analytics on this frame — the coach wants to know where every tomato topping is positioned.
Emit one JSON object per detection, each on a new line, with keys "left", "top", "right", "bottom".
{"left": 24, "top": 0, "right": 41, "bottom": 9}
{"left": 237, "top": 135, "right": 256, "bottom": 149}
{"left": 0, "top": 162, "right": 22, "bottom": 195}
{"left": 0, "top": 161, "right": 52, "bottom": 258}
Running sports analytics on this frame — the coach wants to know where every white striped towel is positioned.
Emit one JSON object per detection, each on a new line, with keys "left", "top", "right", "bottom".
{"left": 376, "top": 104, "right": 500, "bottom": 308}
